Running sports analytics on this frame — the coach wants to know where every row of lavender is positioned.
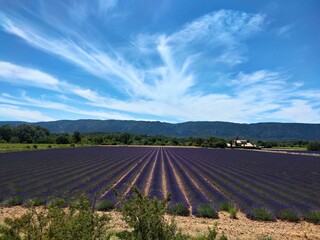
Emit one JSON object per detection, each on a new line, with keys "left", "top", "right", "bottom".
{"left": 1, "top": 146, "right": 319, "bottom": 218}
{"left": 165, "top": 148, "right": 320, "bottom": 217}
{"left": 97, "top": 147, "right": 320, "bottom": 217}
{"left": 0, "top": 147, "right": 155, "bottom": 202}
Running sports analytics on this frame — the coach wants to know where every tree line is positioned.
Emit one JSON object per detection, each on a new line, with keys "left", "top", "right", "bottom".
{"left": 0, "top": 124, "right": 227, "bottom": 148}
{"left": 1, "top": 124, "right": 319, "bottom": 150}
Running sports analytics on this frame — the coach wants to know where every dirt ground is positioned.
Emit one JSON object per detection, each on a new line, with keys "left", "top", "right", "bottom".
{"left": 1, "top": 207, "right": 319, "bottom": 240}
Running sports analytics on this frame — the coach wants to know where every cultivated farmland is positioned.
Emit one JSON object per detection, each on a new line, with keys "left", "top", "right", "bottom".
{"left": 0, "top": 146, "right": 319, "bottom": 219}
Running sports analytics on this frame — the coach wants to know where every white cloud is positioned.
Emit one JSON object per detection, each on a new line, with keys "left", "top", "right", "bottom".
{"left": 0, "top": 93, "right": 136, "bottom": 121}
{"left": 165, "top": 10, "right": 266, "bottom": 66}
{"left": 0, "top": 61, "right": 111, "bottom": 102}
{"left": 276, "top": 24, "right": 294, "bottom": 38}
{"left": 265, "top": 100, "right": 320, "bottom": 123}
{"left": 0, "top": 15, "right": 149, "bottom": 98}
{"left": 0, "top": 104, "right": 55, "bottom": 122}
{"left": 0, "top": 61, "right": 60, "bottom": 90}
{"left": 98, "top": 0, "right": 118, "bottom": 13}
{"left": 0, "top": 7, "right": 319, "bottom": 123}
{"left": 168, "top": 10, "right": 265, "bottom": 45}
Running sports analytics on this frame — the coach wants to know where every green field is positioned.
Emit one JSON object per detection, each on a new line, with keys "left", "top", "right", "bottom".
{"left": 0, "top": 143, "right": 90, "bottom": 153}
{"left": 270, "top": 146, "right": 307, "bottom": 151}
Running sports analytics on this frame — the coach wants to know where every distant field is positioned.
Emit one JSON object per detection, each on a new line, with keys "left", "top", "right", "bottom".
{"left": 268, "top": 146, "right": 308, "bottom": 151}
{"left": 0, "top": 143, "right": 89, "bottom": 153}
{"left": 0, "top": 146, "right": 319, "bottom": 219}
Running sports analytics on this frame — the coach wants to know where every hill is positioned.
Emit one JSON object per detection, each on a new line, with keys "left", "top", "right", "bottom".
{"left": 0, "top": 120, "right": 319, "bottom": 141}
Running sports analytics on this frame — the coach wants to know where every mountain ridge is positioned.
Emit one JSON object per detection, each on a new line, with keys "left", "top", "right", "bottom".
{"left": 0, "top": 119, "right": 319, "bottom": 141}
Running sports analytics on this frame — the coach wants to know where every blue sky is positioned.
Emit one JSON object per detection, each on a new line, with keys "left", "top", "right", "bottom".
{"left": 0, "top": 0, "right": 319, "bottom": 123}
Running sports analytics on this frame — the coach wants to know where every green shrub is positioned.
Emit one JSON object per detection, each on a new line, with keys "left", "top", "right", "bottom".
{"left": 229, "top": 207, "right": 237, "bottom": 219}
{"left": 307, "top": 142, "right": 320, "bottom": 151}
{"left": 197, "top": 204, "right": 219, "bottom": 219}
{"left": 169, "top": 203, "right": 190, "bottom": 216}
{"left": 0, "top": 195, "right": 110, "bottom": 240}
{"left": 4, "top": 196, "right": 23, "bottom": 206}
{"left": 305, "top": 210, "right": 320, "bottom": 224}
{"left": 218, "top": 202, "right": 233, "bottom": 212}
{"left": 120, "top": 187, "right": 186, "bottom": 240}
{"left": 27, "top": 197, "right": 46, "bottom": 206}
{"left": 278, "top": 209, "right": 300, "bottom": 222}
{"left": 258, "top": 235, "right": 273, "bottom": 240}
{"left": 33, "top": 144, "right": 38, "bottom": 149}
{"left": 218, "top": 202, "right": 237, "bottom": 219}
{"left": 206, "top": 223, "right": 218, "bottom": 239}
{"left": 96, "top": 200, "right": 115, "bottom": 211}
{"left": 250, "top": 208, "right": 275, "bottom": 221}
{"left": 219, "top": 234, "right": 228, "bottom": 240}
{"left": 194, "top": 223, "right": 228, "bottom": 240}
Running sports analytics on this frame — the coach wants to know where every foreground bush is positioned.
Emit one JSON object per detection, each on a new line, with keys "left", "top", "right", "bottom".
{"left": 249, "top": 208, "right": 275, "bottom": 221}
{"left": 120, "top": 187, "right": 186, "bottom": 240}
{"left": 195, "top": 222, "right": 228, "bottom": 240}
{"left": 196, "top": 204, "right": 219, "bottom": 219}
{"left": 278, "top": 209, "right": 300, "bottom": 222}
{"left": 169, "top": 203, "right": 190, "bottom": 216}
{"left": 4, "top": 196, "right": 23, "bottom": 207}
{"left": 27, "top": 197, "right": 46, "bottom": 206}
{"left": 96, "top": 199, "right": 115, "bottom": 211}
{"left": 0, "top": 195, "right": 110, "bottom": 240}
{"left": 218, "top": 202, "right": 237, "bottom": 219}
{"left": 305, "top": 210, "right": 320, "bottom": 224}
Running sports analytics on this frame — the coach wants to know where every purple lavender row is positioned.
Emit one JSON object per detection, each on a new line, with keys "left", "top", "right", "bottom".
{"left": 165, "top": 149, "right": 209, "bottom": 215}
{"left": 100, "top": 148, "right": 157, "bottom": 202}
{"left": 197, "top": 149, "right": 320, "bottom": 195}
{"left": 0, "top": 147, "right": 132, "bottom": 188}
{"left": 81, "top": 147, "right": 156, "bottom": 200}
{"left": 0, "top": 147, "right": 112, "bottom": 179}
{"left": 185, "top": 149, "right": 320, "bottom": 210}
{"left": 125, "top": 148, "right": 160, "bottom": 198}
{"left": 3, "top": 147, "right": 150, "bottom": 201}
{"left": 174, "top": 148, "right": 281, "bottom": 211}
{"left": 176, "top": 148, "right": 314, "bottom": 214}
{"left": 206, "top": 155, "right": 320, "bottom": 209}
{"left": 168, "top": 148, "right": 229, "bottom": 207}
{"left": 72, "top": 147, "right": 154, "bottom": 195}
{"left": 148, "top": 148, "right": 164, "bottom": 200}
{"left": 175, "top": 149, "right": 315, "bottom": 199}
{"left": 162, "top": 148, "right": 188, "bottom": 207}
{"left": 16, "top": 149, "right": 143, "bottom": 199}
{"left": 4, "top": 155, "right": 114, "bottom": 195}
{"left": 197, "top": 148, "right": 320, "bottom": 189}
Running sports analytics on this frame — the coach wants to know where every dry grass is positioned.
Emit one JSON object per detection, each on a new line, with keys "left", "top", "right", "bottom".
{"left": 1, "top": 207, "right": 319, "bottom": 239}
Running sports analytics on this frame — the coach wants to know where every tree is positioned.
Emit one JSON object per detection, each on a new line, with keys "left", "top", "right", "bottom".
{"left": 119, "top": 132, "right": 131, "bottom": 145}
{"left": 307, "top": 142, "right": 320, "bottom": 151}
{"left": 16, "top": 124, "right": 35, "bottom": 143}
{"left": 73, "top": 131, "right": 81, "bottom": 143}
{"left": 55, "top": 133, "right": 70, "bottom": 144}
{"left": 0, "top": 125, "right": 13, "bottom": 142}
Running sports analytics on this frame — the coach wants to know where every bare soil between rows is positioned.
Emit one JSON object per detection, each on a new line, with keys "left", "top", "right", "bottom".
{"left": 1, "top": 207, "right": 319, "bottom": 240}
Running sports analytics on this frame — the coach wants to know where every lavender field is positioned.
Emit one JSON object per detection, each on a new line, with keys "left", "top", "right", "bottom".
{"left": 1, "top": 146, "right": 319, "bottom": 218}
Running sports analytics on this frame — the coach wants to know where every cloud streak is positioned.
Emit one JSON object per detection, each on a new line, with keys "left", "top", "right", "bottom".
{"left": 0, "top": 5, "right": 319, "bottom": 123}
{"left": 0, "top": 104, "right": 55, "bottom": 122}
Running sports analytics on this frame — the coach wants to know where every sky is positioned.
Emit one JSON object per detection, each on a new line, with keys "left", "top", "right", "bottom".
{"left": 0, "top": 0, "right": 319, "bottom": 123}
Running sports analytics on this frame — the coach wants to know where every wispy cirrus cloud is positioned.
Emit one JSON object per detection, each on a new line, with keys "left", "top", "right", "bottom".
{"left": 0, "top": 61, "right": 110, "bottom": 103}
{"left": 275, "top": 24, "right": 294, "bottom": 38}
{"left": 0, "top": 93, "right": 135, "bottom": 121}
{"left": 0, "top": 104, "right": 55, "bottom": 122}
{"left": 0, "top": 4, "right": 319, "bottom": 123}
{"left": 0, "top": 9, "right": 265, "bottom": 99}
